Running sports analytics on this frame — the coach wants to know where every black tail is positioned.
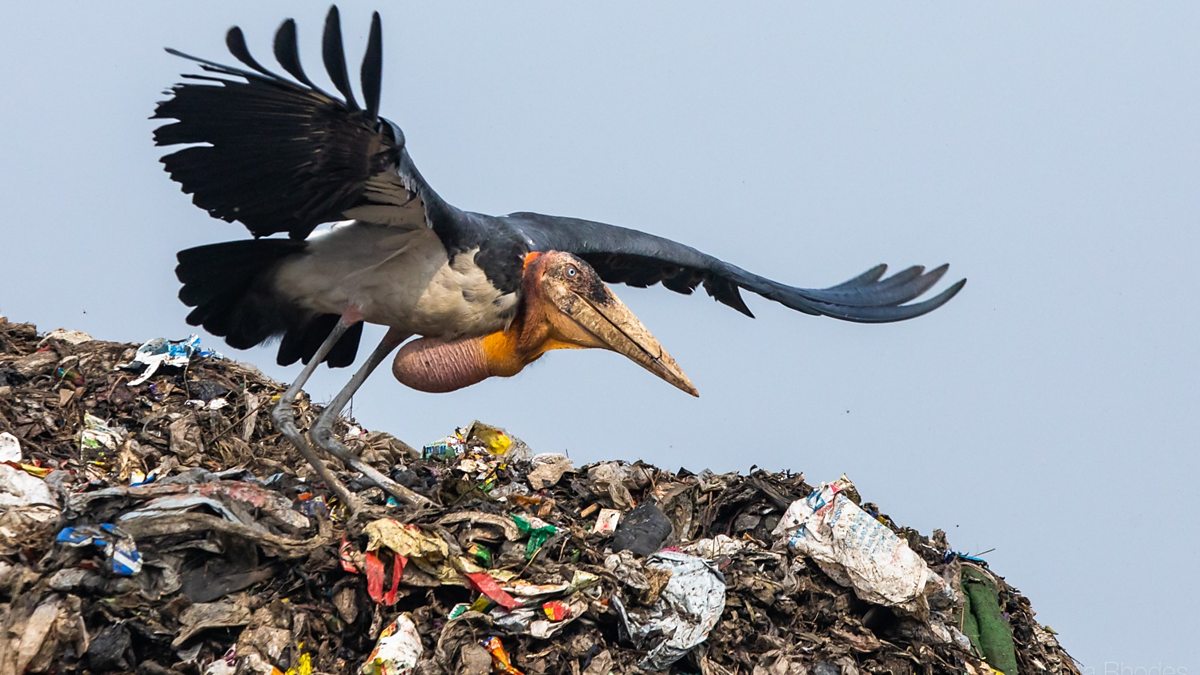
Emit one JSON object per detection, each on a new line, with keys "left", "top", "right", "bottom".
{"left": 176, "top": 240, "right": 363, "bottom": 367}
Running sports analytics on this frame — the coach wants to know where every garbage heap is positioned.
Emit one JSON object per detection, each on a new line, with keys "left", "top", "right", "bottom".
{"left": 0, "top": 317, "right": 1078, "bottom": 674}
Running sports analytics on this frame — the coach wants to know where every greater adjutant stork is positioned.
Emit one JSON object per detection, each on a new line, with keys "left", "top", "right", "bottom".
{"left": 155, "top": 8, "right": 964, "bottom": 513}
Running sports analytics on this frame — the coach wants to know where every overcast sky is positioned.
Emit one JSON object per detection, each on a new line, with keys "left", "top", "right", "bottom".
{"left": 3, "top": 2, "right": 1197, "bottom": 669}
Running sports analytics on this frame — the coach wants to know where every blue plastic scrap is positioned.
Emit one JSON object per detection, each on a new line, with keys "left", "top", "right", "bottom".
{"left": 56, "top": 523, "right": 143, "bottom": 576}
{"left": 422, "top": 435, "right": 465, "bottom": 461}
{"left": 120, "top": 335, "right": 223, "bottom": 385}
{"left": 944, "top": 549, "right": 991, "bottom": 564}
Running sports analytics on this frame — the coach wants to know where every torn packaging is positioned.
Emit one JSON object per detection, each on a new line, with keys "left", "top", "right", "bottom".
{"left": 0, "top": 432, "right": 60, "bottom": 555}
{"left": 55, "top": 524, "right": 143, "bottom": 576}
{"left": 361, "top": 614, "right": 423, "bottom": 675}
{"left": 774, "top": 478, "right": 939, "bottom": 614}
{"left": 610, "top": 551, "right": 727, "bottom": 671}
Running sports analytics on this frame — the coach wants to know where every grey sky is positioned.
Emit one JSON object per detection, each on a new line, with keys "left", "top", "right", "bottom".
{"left": 3, "top": 2, "right": 1197, "bottom": 669}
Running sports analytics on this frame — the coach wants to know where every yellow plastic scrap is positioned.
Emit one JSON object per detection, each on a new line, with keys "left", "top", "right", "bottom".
{"left": 284, "top": 650, "right": 313, "bottom": 675}
{"left": 482, "top": 567, "right": 518, "bottom": 583}
{"left": 469, "top": 595, "right": 492, "bottom": 613}
{"left": 468, "top": 422, "right": 512, "bottom": 455}
{"left": 484, "top": 636, "right": 524, "bottom": 674}
{"left": 8, "top": 462, "right": 51, "bottom": 478}
{"left": 569, "top": 570, "right": 600, "bottom": 591}
{"left": 365, "top": 520, "right": 447, "bottom": 559}
{"left": 364, "top": 516, "right": 441, "bottom": 559}
{"left": 364, "top": 518, "right": 458, "bottom": 582}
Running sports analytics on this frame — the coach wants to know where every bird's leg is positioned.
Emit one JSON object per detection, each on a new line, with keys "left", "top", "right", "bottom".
{"left": 309, "top": 328, "right": 434, "bottom": 509}
{"left": 271, "top": 313, "right": 363, "bottom": 513}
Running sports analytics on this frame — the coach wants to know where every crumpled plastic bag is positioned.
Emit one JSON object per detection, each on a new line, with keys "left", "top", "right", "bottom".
{"left": 360, "top": 613, "right": 422, "bottom": 674}
{"left": 586, "top": 462, "right": 637, "bottom": 509}
{"left": 612, "top": 501, "right": 672, "bottom": 556}
{"left": 0, "top": 432, "right": 61, "bottom": 555}
{"left": 119, "top": 335, "right": 219, "bottom": 385}
{"left": 774, "top": 476, "right": 936, "bottom": 613}
{"left": 610, "top": 550, "right": 727, "bottom": 670}
{"left": 0, "top": 593, "right": 87, "bottom": 674}
{"left": 79, "top": 414, "right": 126, "bottom": 452}
{"left": 526, "top": 453, "right": 573, "bottom": 490}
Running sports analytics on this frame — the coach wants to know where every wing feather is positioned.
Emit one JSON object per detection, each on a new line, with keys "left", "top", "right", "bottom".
{"left": 505, "top": 212, "right": 964, "bottom": 323}
{"left": 224, "top": 27, "right": 281, "bottom": 80}
{"left": 321, "top": 6, "right": 362, "bottom": 111}
{"left": 273, "top": 19, "right": 322, "bottom": 91}
{"left": 154, "top": 7, "right": 440, "bottom": 240}
{"left": 361, "top": 13, "right": 384, "bottom": 121}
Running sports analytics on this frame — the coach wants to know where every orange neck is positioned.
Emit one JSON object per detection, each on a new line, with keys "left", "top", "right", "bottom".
{"left": 479, "top": 329, "right": 528, "bottom": 377}
{"left": 479, "top": 294, "right": 587, "bottom": 377}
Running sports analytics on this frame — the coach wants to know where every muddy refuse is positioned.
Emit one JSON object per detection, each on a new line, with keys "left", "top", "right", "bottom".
{"left": 0, "top": 316, "right": 1078, "bottom": 674}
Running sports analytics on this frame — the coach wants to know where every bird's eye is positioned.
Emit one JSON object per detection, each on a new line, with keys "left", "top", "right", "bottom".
{"left": 566, "top": 266, "right": 578, "bottom": 278}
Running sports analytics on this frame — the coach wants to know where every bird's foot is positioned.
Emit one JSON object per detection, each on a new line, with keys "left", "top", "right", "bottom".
{"left": 271, "top": 400, "right": 364, "bottom": 513}
{"left": 310, "top": 423, "right": 435, "bottom": 509}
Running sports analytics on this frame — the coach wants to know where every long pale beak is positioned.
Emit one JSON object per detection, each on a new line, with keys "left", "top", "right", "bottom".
{"left": 548, "top": 282, "right": 699, "bottom": 397}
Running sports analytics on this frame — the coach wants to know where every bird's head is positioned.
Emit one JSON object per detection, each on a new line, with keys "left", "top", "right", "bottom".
{"left": 392, "top": 251, "right": 698, "bottom": 396}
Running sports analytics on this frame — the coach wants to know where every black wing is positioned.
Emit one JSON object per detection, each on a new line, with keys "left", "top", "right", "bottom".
{"left": 504, "top": 212, "right": 965, "bottom": 323}
{"left": 153, "top": 7, "right": 448, "bottom": 240}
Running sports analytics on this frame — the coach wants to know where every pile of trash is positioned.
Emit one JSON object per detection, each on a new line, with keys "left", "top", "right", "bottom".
{"left": 0, "top": 316, "right": 1078, "bottom": 674}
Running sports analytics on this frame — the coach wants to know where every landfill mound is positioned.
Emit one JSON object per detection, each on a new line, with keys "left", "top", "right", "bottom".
{"left": 0, "top": 316, "right": 1077, "bottom": 674}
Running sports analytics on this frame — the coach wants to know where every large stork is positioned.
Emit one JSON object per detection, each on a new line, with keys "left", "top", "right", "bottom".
{"left": 155, "top": 8, "right": 964, "bottom": 514}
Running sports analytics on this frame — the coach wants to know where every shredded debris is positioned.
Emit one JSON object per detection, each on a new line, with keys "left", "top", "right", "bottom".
{"left": 0, "top": 316, "right": 1078, "bottom": 674}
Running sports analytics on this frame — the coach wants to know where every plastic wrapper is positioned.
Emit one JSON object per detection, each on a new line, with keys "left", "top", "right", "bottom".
{"left": 0, "top": 432, "right": 60, "bottom": 554}
{"left": 466, "top": 422, "right": 513, "bottom": 455}
{"left": 364, "top": 550, "right": 406, "bottom": 605}
{"left": 467, "top": 542, "right": 493, "bottom": 567}
{"left": 360, "top": 614, "right": 422, "bottom": 675}
{"left": 484, "top": 636, "right": 524, "bottom": 674}
{"left": 592, "top": 508, "right": 621, "bottom": 534}
{"left": 774, "top": 476, "right": 936, "bottom": 612}
{"left": 465, "top": 571, "right": 520, "bottom": 610}
{"left": 610, "top": 551, "right": 727, "bottom": 670}
{"left": 55, "top": 523, "right": 143, "bottom": 576}
{"left": 586, "top": 462, "right": 637, "bottom": 509}
{"left": 682, "top": 534, "right": 747, "bottom": 558}
{"left": 422, "top": 434, "right": 465, "bottom": 461}
{"left": 541, "top": 600, "right": 570, "bottom": 621}
{"left": 526, "top": 453, "right": 573, "bottom": 489}
{"left": 79, "top": 413, "right": 125, "bottom": 451}
{"left": 119, "top": 334, "right": 218, "bottom": 386}
{"left": 512, "top": 514, "right": 557, "bottom": 559}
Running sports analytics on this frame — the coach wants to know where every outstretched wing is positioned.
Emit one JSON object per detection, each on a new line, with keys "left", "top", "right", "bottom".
{"left": 153, "top": 7, "right": 444, "bottom": 240}
{"left": 504, "top": 211, "right": 965, "bottom": 323}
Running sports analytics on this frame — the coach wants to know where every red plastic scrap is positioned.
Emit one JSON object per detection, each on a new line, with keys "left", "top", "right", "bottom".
{"left": 364, "top": 551, "right": 407, "bottom": 606}
{"left": 364, "top": 553, "right": 384, "bottom": 601}
{"left": 541, "top": 600, "right": 570, "bottom": 622}
{"left": 341, "top": 535, "right": 407, "bottom": 605}
{"left": 464, "top": 571, "right": 520, "bottom": 610}
{"left": 484, "top": 636, "right": 524, "bottom": 675}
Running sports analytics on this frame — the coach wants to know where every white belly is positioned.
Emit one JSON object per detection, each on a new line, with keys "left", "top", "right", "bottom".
{"left": 272, "top": 224, "right": 519, "bottom": 338}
